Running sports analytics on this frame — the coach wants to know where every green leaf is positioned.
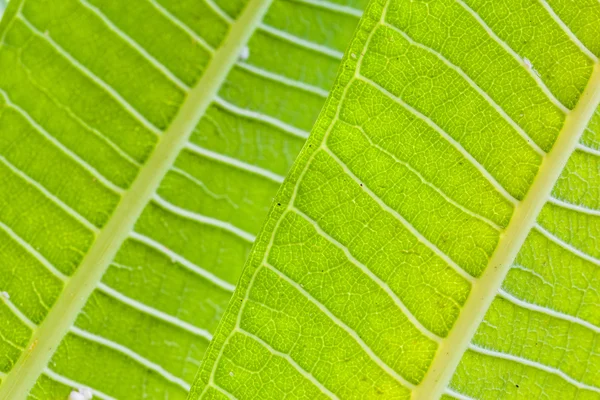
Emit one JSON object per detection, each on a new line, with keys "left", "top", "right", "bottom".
{"left": 0, "top": 0, "right": 366, "bottom": 398}
{"left": 191, "top": 0, "right": 600, "bottom": 399}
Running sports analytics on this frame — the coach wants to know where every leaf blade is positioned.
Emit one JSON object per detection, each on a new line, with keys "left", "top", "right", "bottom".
{"left": 192, "top": 0, "right": 600, "bottom": 398}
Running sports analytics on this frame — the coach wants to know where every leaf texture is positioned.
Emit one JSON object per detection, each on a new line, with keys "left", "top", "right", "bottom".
{"left": 191, "top": 0, "right": 600, "bottom": 398}
{"left": 0, "top": 0, "right": 367, "bottom": 398}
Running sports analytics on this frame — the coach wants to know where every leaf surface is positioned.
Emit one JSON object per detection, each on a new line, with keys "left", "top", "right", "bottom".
{"left": 0, "top": 0, "right": 366, "bottom": 398}
{"left": 191, "top": 0, "right": 600, "bottom": 398}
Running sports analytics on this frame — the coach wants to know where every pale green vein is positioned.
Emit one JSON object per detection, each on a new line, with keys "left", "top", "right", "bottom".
{"left": 0, "top": 155, "right": 99, "bottom": 232}
{"left": 146, "top": 0, "right": 215, "bottom": 52}
{"left": 1, "top": 294, "right": 36, "bottom": 330}
{"left": 534, "top": 223, "right": 600, "bottom": 266}
{"left": 236, "top": 61, "right": 329, "bottom": 97}
{"left": 42, "top": 369, "right": 115, "bottom": 400}
{"left": 96, "top": 283, "right": 213, "bottom": 341}
{"left": 578, "top": 143, "right": 600, "bottom": 156}
{"left": 213, "top": 96, "right": 310, "bottom": 138}
{"left": 510, "top": 263, "right": 553, "bottom": 288}
{"left": 209, "top": 384, "right": 235, "bottom": 399}
{"left": 286, "top": 0, "right": 363, "bottom": 18}
{"left": 185, "top": 142, "right": 285, "bottom": 183}
{"left": 498, "top": 288, "right": 600, "bottom": 334}
{"left": 445, "top": 388, "right": 474, "bottom": 400}
{"left": 468, "top": 344, "right": 600, "bottom": 393}
{"left": 170, "top": 166, "right": 239, "bottom": 209}
{"left": 205, "top": 0, "right": 233, "bottom": 24}
{"left": 129, "top": 231, "right": 236, "bottom": 293}
{"left": 537, "top": 0, "right": 598, "bottom": 62}
{"left": 258, "top": 22, "right": 343, "bottom": 59}
{"left": 79, "top": 0, "right": 189, "bottom": 91}
{"left": 69, "top": 326, "right": 191, "bottom": 391}
{"left": 152, "top": 194, "right": 255, "bottom": 242}
{"left": 547, "top": 196, "right": 600, "bottom": 216}
{"left": 0, "top": 220, "right": 68, "bottom": 281}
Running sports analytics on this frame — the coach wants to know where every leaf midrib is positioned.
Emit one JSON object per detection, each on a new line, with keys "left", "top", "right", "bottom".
{"left": 415, "top": 62, "right": 600, "bottom": 399}
{"left": 0, "top": 0, "right": 272, "bottom": 397}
